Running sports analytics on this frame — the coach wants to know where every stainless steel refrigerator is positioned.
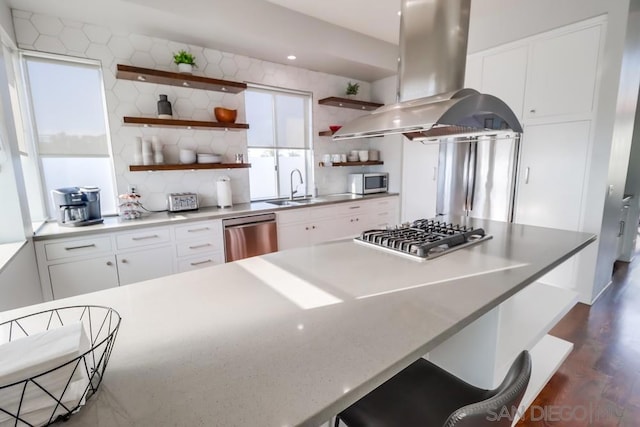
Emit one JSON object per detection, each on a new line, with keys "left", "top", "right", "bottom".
{"left": 435, "top": 134, "right": 521, "bottom": 222}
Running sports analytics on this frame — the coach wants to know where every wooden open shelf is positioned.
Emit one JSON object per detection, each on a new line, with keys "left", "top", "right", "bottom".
{"left": 319, "top": 130, "right": 334, "bottom": 137}
{"left": 319, "top": 161, "right": 383, "bottom": 167}
{"left": 129, "top": 163, "right": 251, "bottom": 172}
{"left": 318, "top": 97, "right": 383, "bottom": 111}
{"left": 116, "top": 64, "right": 247, "bottom": 94}
{"left": 123, "top": 117, "right": 249, "bottom": 130}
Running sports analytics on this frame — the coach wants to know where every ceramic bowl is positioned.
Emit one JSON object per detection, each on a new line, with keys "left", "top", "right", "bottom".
{"left": 329, "top": 125, "right": 342, "bottom": 133}
{"left": 214, "top": 107, "right": 237, "bottom": 123}
{"left": 179, "top": 149, "right": 197, "bottom": 164}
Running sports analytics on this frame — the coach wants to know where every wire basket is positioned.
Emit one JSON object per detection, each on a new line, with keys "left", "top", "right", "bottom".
{"left": 0, "top": 306, "right": 121, "bottom": 426}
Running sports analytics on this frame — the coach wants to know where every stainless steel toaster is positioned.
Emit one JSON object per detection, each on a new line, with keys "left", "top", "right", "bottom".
{"left": 167, "top": 193, "right": 199, "bottom": 212}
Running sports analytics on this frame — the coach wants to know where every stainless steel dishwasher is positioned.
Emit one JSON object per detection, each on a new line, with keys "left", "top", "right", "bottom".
{"left": 222, "top": 213, "right": 278, "bottom": 262}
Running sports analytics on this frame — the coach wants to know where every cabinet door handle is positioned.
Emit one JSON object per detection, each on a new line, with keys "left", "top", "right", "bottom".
{"left": 189, "top": 243, "right": 212, "bottom": 249}
{"left": 131, "top": 234, "right": 159, "bottom": 241}
{"left": 619, "top": 220, "right": 625, "bottom": 237}
{"left": 529, "top": 109, "right": 536, "bottom": 113}
{"left": 187, "top": 227, "right": 210, "bottom": 233}
{"left": 355, "top": 218, "right": 359, "bottom": 222}
{"left": 305, "top": 226, "right": 309, "bottom": 230}
{"left": 190, "top": 259, "right": 212, "bottom": 266}
{"left": 64, "top": 244, "right": 96, "bottom": 251}
{"left": 106, "top": 261, "right": 113, "bottom": 266}
{"left": 312, "top": 225, "right": 316, "bottom": 229}
{"left": 524, "top": 167, "right": 530, "bottom": 184}
{"left": 121, "top": 259, "right": 128, "bottom": 263}
{"left": 349, "top": 206, "right": 360, "bottom": 209}
{"left": 433, "top": 166, "right": 437, "bottom": 181}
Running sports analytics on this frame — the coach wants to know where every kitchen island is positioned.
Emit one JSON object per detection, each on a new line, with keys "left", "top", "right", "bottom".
{"left": 0, "top": 218, "right": 595, "bottom": 426}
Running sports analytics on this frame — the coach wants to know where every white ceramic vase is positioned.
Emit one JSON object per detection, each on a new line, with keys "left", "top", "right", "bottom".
{"left": 177, "top": 63, "right": 193, "bottom": 74}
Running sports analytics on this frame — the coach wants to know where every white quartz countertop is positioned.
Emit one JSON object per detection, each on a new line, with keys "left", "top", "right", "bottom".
{"left": 1, "top": 219, "right": 595, "bottom": 426}
{"left": 33, "top": 193, "right": 397, "bottom": 240}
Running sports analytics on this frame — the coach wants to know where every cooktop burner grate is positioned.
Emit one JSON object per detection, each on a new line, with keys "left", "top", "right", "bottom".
{"left": 354, "top": 219, "right": 492, "bottom": 261}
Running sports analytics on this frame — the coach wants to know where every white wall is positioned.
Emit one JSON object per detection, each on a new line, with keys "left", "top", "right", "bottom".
{"left": 0, "top": 241, "right": 43, "bottom": 311}
{"left": 0, "top": 0, "right": 14, "bottom": 44}
{"left": 11, "top": 9, "right": 380, "bottom": 210}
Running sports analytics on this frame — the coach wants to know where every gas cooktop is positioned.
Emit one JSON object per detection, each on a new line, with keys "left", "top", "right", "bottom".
{"left": 354, "top": 219, "right": 492, "bottom": 261}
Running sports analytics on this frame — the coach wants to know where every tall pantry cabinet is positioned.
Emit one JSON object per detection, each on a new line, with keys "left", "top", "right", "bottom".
{"left": 465, "top": 16, "right": 605, "bottom": 291}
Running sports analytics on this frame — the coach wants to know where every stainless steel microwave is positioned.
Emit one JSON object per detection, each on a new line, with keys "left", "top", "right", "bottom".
{"left": 348, "top": 173, "right": 388, "bottom": 195}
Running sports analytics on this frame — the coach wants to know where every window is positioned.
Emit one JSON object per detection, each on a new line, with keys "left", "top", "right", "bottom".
{"left": 245, "top": 86, "right": 312, "bottom": 200}
{"left": 20, "top": 53, "right": 117, "bottom": 218}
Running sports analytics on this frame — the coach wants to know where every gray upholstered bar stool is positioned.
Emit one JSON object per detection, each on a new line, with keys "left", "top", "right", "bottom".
{"left": 335, "top": 350, "right": 531, "bottom": 427}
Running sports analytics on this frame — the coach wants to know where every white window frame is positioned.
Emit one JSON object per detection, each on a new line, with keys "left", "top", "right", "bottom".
{"left": 246, "top": 84, "right": 313, "bottom": 201}
{"left": 18, "top": 51, "right": 118, "bottom": 220}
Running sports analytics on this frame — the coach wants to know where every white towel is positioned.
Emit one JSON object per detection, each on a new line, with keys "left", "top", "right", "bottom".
{"left": 0, "top": 322, "right": 90, "bottom": 425}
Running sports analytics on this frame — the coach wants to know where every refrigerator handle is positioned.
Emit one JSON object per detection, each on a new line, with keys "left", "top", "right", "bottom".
{"left": 468, "top": 140, "right": 478, "bottom": 212}
{"left": 524, "top": 167, "right": 530, "bottom": 184}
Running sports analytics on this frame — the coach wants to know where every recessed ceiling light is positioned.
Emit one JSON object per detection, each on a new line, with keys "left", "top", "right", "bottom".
{"left": 287, "top": 55, "right": 297, "bottom": 60}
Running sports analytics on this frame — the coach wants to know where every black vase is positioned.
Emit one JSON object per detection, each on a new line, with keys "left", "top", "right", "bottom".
{"left": 157, "top": 94, "right": 173, "bottom": 118}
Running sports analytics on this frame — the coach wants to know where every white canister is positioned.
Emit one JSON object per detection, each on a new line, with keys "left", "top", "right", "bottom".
{"left": 217, "top": 176, "right": 233, "bottom": 208}
{"left": 358, "top": 150, "right": 369, "bottom": 162}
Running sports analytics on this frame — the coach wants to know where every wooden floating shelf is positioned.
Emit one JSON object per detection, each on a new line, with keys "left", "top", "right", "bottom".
{"left": 319, "top": 130, "right": 335, "bottom": 137}
{"left": 129, "top": 163, "right": 251, "bottom": 172}
{"left": 318, "top": 97, "right": 383, "bottom": 111}
{"left": 123, "top": 117, "right": 249, "bottom": 130}
{"left": 116, "top": 64, "right": 247, "bottom": 94}
{"left": 319, "top": 161, "right": 383, "bottom": 167}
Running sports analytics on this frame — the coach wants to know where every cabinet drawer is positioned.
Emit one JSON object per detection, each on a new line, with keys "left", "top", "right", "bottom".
{"left": 116, "top": 227, "right": 171, "bottom": 250}
{"left": 178, "top": 252, "right": 224, "bottom": 273}
{"left": 277, "top": 208, "right": 310, "bottom": 225}
{"left": 45, "top": 236, "right": 112, "bottom": 261}
{"left": 174, "top": 220, "right": 221, "bottom": 241}
{"left": 176, "top": 238, "right": 222, "bottom": 257}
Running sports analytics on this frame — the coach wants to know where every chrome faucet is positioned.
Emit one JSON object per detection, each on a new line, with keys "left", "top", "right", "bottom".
{"left": 290, "top": 169, "right": 304, "bottom": 200}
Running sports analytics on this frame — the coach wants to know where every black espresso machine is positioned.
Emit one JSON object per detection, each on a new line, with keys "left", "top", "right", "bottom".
{"left": 52, "top": 187, "right": 104, "bottom": 227}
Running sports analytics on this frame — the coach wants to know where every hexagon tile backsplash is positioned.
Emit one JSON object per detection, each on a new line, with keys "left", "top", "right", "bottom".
{"left": 12, "top": 9, "right": 376, "bottom": 210}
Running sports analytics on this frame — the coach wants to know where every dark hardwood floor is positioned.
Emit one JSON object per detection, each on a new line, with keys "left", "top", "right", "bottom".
{"left": 518, "top": 246, "right": 640, "bottom": 426}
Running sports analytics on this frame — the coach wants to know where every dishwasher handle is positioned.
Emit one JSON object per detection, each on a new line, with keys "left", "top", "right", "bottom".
{"left": 222, "top": 213, "right": 276, "bottom": 228}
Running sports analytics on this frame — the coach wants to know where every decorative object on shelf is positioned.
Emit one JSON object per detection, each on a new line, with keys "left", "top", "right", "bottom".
{"left": 214, "top": 107, "right": 237, "bottom": 123}
{"left": 369, "top": 149, "right": 380, "bottom": 161}
{"left": 347, "top": 154, "right": 359, "bottom": 162}
{"left": 322, "top": 154, "right": 332, "bottom": 166}
{"left": 0, "top": 306, "right": 121, "bottom": 427}
{"left": 118, "top": 192, "right": 143, "bottom": 219}
{"left": 346, "top": 81, "right": 360, "bottom": 97}
{"left": 152, "top": 136, "right": 164, "bottom": 164}
{"left": 329, "top": 125, "right": 342, "bottom": 133}
{"left": 157, "top": 94, "right": 173, "bottom": 119}
{"left": 173, "top": 50, "right": 197, "bottom": 74}
{"left": 179, "top": 148, "right": 197, "bottom": 164}
{"left": 358, "top": 150, "right": 369, "bottom": 162}
{"left": 234, "top": 153, "right": 244, "bottom": 163}
{"left": 133, "top": 136, "right": 143, "bottom": 165}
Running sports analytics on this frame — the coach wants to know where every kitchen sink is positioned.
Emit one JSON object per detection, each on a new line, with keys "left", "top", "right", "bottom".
{"left": 266, "top": 198, "right": 321, "bottom": 206}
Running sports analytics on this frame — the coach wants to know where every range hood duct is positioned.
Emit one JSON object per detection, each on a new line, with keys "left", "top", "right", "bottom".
{"left": 333, "top": 0, "right": 523, "bottom": 141}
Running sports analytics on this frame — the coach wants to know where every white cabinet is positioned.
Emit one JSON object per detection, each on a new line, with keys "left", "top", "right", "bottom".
{"left": 401, "top": 142, "right": 439, "bottom": 222}
{"left": 277, "top": 197, "right": 399, "bottom": 251}
{"left": 173, "top": 219, "right": 224, "bottom": 273}
{"left": 524, "top": 24, "right": 602, "bottom": 120}
{"left": 48, "top": 255, "right": 119, "bottom": 300}
{"left": 116, "top": 246, "right": 174, "bottom": 285}
{"left": 515, "top": 120, "right": 591, "bottom": 231}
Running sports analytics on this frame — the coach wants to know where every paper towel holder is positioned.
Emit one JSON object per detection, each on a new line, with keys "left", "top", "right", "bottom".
{"left": 217, "top": 176, "right": 233, "bottom": 208}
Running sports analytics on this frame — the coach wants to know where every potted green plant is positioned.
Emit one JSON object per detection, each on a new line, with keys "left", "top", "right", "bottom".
{"left": 173, "top": 50, "right": 197, "bottom": 74}
{"left": 346, "top": 81, "right": 360, "bottom": 98}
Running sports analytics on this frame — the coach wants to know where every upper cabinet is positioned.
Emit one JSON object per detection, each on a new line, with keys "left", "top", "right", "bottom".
{"left": 524, "top": 25, "right": 602, "bottom": 120}
{"left": 466, "top": 20, "right": 603, "bottom": 123}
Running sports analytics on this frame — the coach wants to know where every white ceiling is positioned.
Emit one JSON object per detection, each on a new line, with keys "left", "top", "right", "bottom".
{"left": 7, "top": 0, "right": 401, "bottom": 82}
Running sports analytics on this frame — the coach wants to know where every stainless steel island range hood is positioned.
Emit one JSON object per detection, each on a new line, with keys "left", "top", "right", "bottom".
{"left": 332, "top": 0, "right": 523, "bottom": 142}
